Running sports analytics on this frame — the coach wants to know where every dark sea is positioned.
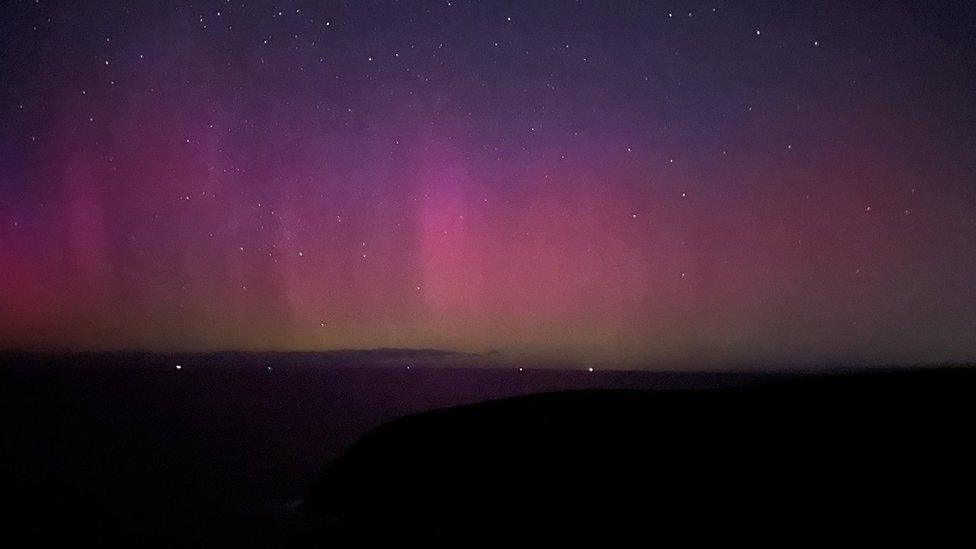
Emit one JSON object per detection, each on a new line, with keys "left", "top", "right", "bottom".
{"left": 0, "top": 352, "right": 780, "bottom": 537}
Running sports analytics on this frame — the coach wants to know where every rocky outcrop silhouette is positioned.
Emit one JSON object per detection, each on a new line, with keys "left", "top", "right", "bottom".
{"left": 305, "top": 369, "right": 976, "bottom": 547}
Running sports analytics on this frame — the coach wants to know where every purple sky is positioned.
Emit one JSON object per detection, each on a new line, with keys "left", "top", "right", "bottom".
{"left": 1, "top": 1, "right": 974, "bottom": 366}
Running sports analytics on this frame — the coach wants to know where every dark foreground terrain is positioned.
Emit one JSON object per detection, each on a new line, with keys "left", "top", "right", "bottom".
{"left": 2, "top": 354, "right": 974, "bottom": 546}
{"left": 307, "top": 368, "right": 976, "bottom": 547}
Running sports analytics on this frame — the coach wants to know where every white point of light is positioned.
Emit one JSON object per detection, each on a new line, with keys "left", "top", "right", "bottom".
{"left": 175, "top": 364, "right": 182, "bottom": 370}
{"left": 588, "top": 367, "right": 594, "bottom": 372}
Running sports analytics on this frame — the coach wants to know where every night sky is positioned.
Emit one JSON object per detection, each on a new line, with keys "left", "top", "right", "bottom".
{"left": 1, "top": 1, "right": 974, "bottom": 366}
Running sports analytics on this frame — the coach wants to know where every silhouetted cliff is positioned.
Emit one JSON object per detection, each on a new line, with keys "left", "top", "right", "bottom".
{"left": 305, "top": 369, "right": 976, "bottom": 547}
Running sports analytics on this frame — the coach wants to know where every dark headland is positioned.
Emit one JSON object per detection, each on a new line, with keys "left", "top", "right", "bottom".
{"left": 303, "top": 367, "right": 976, "bottom": 547}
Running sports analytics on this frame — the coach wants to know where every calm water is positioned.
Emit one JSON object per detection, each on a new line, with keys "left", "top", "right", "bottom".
{"left": 1, "top": 354, "right": 778, "bottom": 533}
